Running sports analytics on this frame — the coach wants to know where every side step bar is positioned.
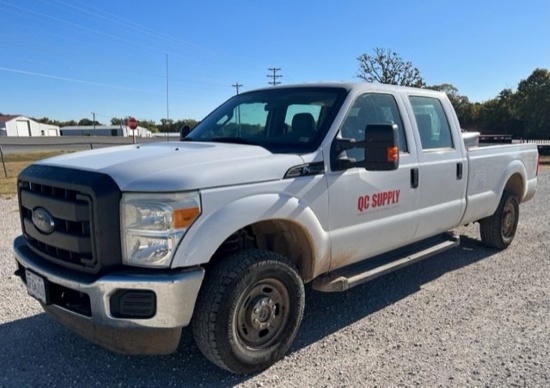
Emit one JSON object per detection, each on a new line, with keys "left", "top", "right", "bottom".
{"left": 312, "top": 232, "right": 460, "bottom": 292}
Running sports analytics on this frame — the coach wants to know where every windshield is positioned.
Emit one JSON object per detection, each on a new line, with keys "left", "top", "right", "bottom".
{"left": 186, "top": 87, "right": 348, "bottom": 153}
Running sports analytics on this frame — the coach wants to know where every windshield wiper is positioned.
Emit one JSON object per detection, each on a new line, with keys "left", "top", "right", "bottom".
{"left": 210, "top": 137, "right": 258, "bottom": 146}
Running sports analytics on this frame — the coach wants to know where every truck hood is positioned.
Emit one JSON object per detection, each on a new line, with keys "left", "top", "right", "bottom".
{"left": 38, "top": 142, "right": 305, "bottom": 191}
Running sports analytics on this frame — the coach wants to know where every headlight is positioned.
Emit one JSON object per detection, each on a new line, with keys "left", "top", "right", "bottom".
{"left": 121, "top": 191, "right": 201, "bottom": 268}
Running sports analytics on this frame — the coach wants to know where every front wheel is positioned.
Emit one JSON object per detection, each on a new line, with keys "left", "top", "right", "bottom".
{"left": 192, "top": 249, "right": 305, "bottom": 375}
{"left": 479, "top": 190, "right": 519, "bottom": 249}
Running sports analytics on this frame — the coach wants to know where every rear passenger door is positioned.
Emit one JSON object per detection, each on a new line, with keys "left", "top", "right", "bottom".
{"left": 407, "top": 95, "right": 467, "bottom": 239}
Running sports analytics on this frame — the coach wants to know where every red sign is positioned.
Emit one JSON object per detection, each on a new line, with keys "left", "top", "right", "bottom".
{"left": 128, "top": 117, "right": 138, "bottom": 130}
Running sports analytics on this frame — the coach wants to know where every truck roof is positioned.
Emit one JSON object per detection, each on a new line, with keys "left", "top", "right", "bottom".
{"left": 248, "top": 81, "right": 447, "bottom": 98}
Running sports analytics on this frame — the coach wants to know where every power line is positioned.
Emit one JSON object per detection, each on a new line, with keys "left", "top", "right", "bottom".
{"left": 55, "top": 0, "right": 266, "bottom": 69}
{"left": 2, "top": 36, "right": 240, "bottom": 91}
{"left": 2, "top": 0, "right": 265, "bottom": 76}
{"left": 232, "top": 82, "right": 243, "bottom": 94}
{"left": 0, "top": 66, "right": 227, "bottom": 98}
{"left": 267, "top": 67, "right": 282, "bottom": 86}
{"left": 0, "top": 66, "right": 165, "bottom": 94}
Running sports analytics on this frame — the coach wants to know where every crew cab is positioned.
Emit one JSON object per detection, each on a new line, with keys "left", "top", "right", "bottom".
{"left": 13, "top": 82, "right": 538, "bottom": 374}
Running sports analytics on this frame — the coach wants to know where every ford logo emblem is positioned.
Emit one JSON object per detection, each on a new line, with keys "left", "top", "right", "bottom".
{"left": 32, "top": 207, "right": 56, "bottom": 234}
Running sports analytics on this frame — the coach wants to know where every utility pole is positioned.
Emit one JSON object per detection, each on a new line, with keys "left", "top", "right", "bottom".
{"left": 91, "top": 112, "right": 96, "bottom": 131}
{"left": 166, "top": 53, "right": 170, "bottom": 141}
{"left": 232, "top": 82, "right": 243, "bottom": 95}
{"left": 267, "top": 67, "right": 282, "bottom": 86}
{"left": 232, "top": 82, "right": 243, "bottom": 134}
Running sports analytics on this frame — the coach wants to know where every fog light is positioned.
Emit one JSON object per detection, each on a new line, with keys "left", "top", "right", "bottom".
{"left": 110, "top": 290, "right": 156, "bottom": 319}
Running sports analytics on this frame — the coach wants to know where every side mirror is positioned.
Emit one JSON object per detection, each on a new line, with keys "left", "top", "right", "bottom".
{"left": 363, "top": 124, "right": 399, "bottom": 171}
{"left": 180, "top": 125, "right": 191, "bottom": 141}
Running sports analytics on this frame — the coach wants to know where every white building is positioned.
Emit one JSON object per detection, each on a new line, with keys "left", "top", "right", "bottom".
{"left": 0, "top": 115, "right": 60, "bottom": 137}
{"left": 60, "top": 125, "right": 152, "bottom": 137}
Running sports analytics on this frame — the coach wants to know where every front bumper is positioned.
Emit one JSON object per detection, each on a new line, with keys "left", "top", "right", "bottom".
{"left": 13, "top": 235, "right": 204, "bottom": 354}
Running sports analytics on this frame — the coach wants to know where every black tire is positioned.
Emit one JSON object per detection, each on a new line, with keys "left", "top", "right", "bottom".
{"left": 192, "top": 249, "right": 305, "bottom": 375}
{"left": 479, "top": 190, "right": 520, "bottom": 249}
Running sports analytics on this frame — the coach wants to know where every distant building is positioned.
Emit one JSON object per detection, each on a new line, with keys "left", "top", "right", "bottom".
{"left": 0, "top": 115, "right": 60, "bottom": 137}
{"left": 60, "top": 125, "right": 152, "bottom": 137}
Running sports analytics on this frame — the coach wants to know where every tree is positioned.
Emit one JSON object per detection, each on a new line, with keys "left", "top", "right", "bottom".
{"left": 176, "top": 119, "right": 199, "bottom": 131}
{"left": 357, "top": 48, "right": 425, "bottom": 88}
{"left": 495, "top": 88, "right": 523, "bottom": 138}
{"left": 36, "top": 117, "right": 51, "bottom": 124}
{"left": 60, "top": 120, "right": 77, "bottom": 126}
{"left": 514, "top": 68, "right": 550, "bottom": 139}
{"left": 137, "top": 119, "right": 159, "bottom": 133}
{"left": 428, "top": 83, "right": 475, "bottom": 128}
{"left": 159, "top": 118, "right": 174, "bottom": 132}
{"left": 78, "top": 118, "right": 101, "bottom": 126}
{"left": 475, "top": 98, "right": 504, "bottom": 133}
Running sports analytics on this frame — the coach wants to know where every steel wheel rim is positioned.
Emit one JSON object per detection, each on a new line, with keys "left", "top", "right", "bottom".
{"left": 502, "top": 201, "right": 516, "bottom": 237}
{"left": 235, "top": 278, "right": 291, "bottom": 350}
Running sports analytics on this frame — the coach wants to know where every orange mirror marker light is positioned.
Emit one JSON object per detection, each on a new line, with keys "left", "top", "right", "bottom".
{"left": 387, "top": 146, "right": 399, "bottom": 162}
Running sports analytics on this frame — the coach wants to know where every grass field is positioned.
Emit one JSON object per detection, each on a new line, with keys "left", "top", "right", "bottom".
{"left": 0, "top": 151, "right": 66, "bottom": 199}
{"left": 1, "top": 151, "right": 549, "bottom": 199}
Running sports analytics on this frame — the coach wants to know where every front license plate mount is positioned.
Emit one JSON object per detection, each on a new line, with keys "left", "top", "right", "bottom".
{"left": 25, "top": 269, "right": 49, "bottom": 305}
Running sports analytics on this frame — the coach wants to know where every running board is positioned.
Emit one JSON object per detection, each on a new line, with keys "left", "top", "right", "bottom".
{"left": 312, "top": 232, "right": 460, "bottom": 292}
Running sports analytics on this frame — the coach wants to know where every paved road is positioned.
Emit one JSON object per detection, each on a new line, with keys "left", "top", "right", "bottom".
{"left": 1, "top": 172, "right": 548, "bottom": 387}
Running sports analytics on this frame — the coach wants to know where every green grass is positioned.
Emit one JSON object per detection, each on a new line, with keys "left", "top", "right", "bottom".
{"left": 0, "top": 151, "right": 67, "bottom": 199}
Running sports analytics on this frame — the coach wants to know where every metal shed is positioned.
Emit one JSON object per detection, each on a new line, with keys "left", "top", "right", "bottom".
{"left": 0, "top": 115, "right": 60, "bottom": 137}
{"left": 60, "top": 125, "right": 152, "bottom": 137}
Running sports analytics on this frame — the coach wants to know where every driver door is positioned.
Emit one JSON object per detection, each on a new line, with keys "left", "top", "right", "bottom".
{"left": 326, "top": 92, "right": 420, "bottom": 270}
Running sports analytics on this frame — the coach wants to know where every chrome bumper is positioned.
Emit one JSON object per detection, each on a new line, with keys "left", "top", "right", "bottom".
{"left": 13, "top": 235, "right": 204, "bottom": 354}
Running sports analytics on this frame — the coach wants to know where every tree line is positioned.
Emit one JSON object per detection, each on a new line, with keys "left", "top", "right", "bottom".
{"left": 357, "top": 48, "right": 550, "bottom": 139}
{"left": 10, "top": 48, "right": 549, "bottom": 139}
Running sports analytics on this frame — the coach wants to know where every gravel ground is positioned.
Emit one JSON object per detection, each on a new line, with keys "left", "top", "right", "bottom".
{"left": 1, "top": 171, "right": 549, "bottom": 387}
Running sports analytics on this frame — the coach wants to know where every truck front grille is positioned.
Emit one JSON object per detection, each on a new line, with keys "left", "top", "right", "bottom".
{"left": 20, "top": 182, "right": 95, "bottom": 269}
{"left": 18, "top": 164, "right": 122, "bottom": 274}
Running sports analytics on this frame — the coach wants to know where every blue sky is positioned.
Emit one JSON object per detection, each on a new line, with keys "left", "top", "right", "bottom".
{"left": 0, "top": 0, "right": 548, "bottom": 123}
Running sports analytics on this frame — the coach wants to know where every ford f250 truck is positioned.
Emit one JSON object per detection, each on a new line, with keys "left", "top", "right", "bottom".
{"left": 14, "top": 82, "right": 538, "bottom": 374}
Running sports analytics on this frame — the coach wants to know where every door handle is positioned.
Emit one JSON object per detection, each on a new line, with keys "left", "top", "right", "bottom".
{"left": 457, "top": 162, "right": 463, "bottom": 180}
{"left": 410, "top": 168, "right": 419, "bottom": 188}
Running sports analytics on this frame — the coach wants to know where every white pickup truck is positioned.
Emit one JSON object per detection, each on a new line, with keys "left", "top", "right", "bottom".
{"left": 14, "top": 82, "right": 538, "bottom": 374}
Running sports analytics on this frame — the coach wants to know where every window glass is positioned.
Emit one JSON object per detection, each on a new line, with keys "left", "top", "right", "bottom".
{"left": 284, "top": 104, "right": 322, "bottom": 132}
{"left": 187, "top": 87, "right": 347, "bottom": 153}
{"left": 409, "top": 96, "right": 454, "bottom": 150}
{"left": 214, "top": 103, "right": 268, "bottom": 139}
{"left": 339, "top": 93, "right": 407, "bottom": 161}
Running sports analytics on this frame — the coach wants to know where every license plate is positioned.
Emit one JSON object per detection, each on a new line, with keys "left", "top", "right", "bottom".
{"left": 26, "top": 269, "right": 48, "bottom": 304}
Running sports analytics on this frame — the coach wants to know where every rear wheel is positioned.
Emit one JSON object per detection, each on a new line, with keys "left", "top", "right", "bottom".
{"left": 480, "top": 190, "right": 519, "bottom": 249}
{"left": 192, "top": 249, "right": 305, "bottom": 374}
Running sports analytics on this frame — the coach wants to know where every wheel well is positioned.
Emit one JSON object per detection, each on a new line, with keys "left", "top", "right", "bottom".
{"left": 504, "top": 173, "right": 524, "bottom": 200}
{"left": 208, "top": 220, "right": 316, "bottom": 282}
